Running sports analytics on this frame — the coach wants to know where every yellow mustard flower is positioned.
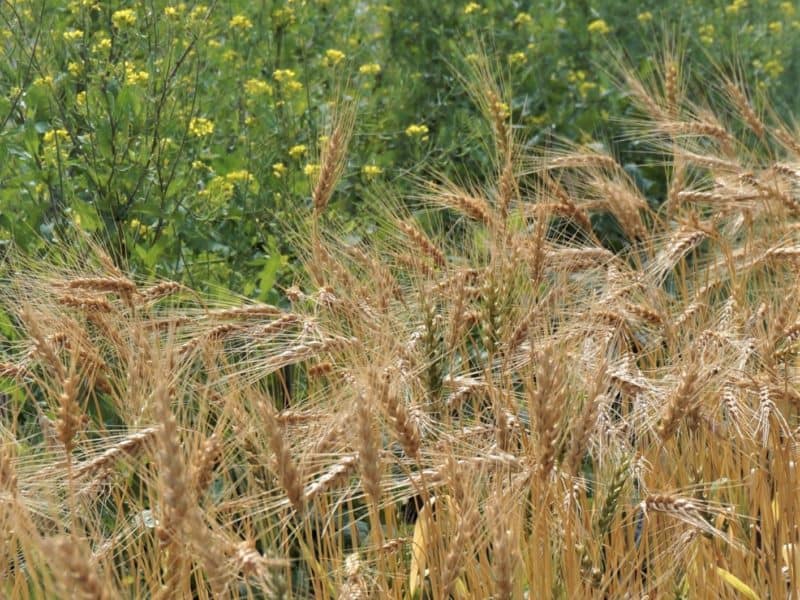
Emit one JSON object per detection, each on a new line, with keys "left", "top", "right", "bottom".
{"left": 587, "top": 19, "right": 610, "bottom": 35}
{"left": 780, "top": 2, "right": 795, "bottom": 16}
{"left": 567, "top": 69, "right": 587, "bottom": 83}
{"left": 698, "top": 24, "right": 714, "bottom": 45}
{"left": 768, "top": 21, "right": 782, "bottom": 34}
{"left": 33, "top": 74, "right": 54, "bottom": 87}
{"left": 324, "top": 49, "right": 346, "bottom": 67}
{"left": 362, "top": 165, "right": 383, "bottom": 179}
{"left": 63, "top": 29, "right": 83, "bottom": 42}
{"left": 200, "top": 175, "right": 235, "bottom": 204}
{"left": 464, "top": 2, "right": 481, "bottom": 15}
{"left": 124, "top": 62, "right": 149, "bottom": 85}
{"left": 637, "top": 11, "right": 653, "bottom": 23}
{"left": 225, "top": 169, "right": 259, "bottom": 193}
{"left": 359, "top": 63, "right": 382, "bottom": 75}
{"left": 67, "top": 62, "right": 82, "bottom": 77}
{"left": 272, "top": 162, "right": 287, "bottom": 178}
{"left": 43, "top": 128, "right": 70, "bottom": 145}
{"left": 273, "top": 69, "right": 296, "bottom": 82}
{"left": 725, "top": 0, "right": 747, "bottom": 14}
{"left": 303, "top": 163, "right": 321, "bottom": 177}
{"left": 188, "top": 117, "right": 214, "bottom": 138}
{"left": 92, "top": 36, "right": 112, "bottom": 53}
{"left": 764, "top": 59, "right": 784, "bottom": 78}
{"left": 578, "top": 81, "right": 598, "bottom": 98}
{"left": 289, "top": 144, "right": 307, "bottom": 159}
{"left": 405, "top": 124, "right": 429, "bottom": 141}
{"left": 272, "top": 7, "right": 296, "bottom": 27}
{"left": 67, "top": 0, "right": 90, "bottom": 13}
{"left": 285, "top": 81, "right": 303, "bottom": 93}
{"left": 229, "top": 14, "right": 253, "bottom": 30}
{"left": 164, "top": 4, "right": 186, "bottom": 18}
{"left": 189, "top": 5, "right": 209, "bottom": 21}
{"left": 244, "top": 78, "right": 273, "bottom": 96}
{"left": 111, "top": 8, "right": 137, "bottom": 28}
{"left": 513, "top": 12, "right": 532, "bottom": 26}
{"left": 42, "top": 128, "right": 71, "bottom": 163}
{"left": 76, "top": 91, "right": 86, "bottom": 107}
{"left": 507, "top": 52, "right": 527, "bottom": 66}
{"left": 129, "top": 219, "right": 148, "bottom": 236}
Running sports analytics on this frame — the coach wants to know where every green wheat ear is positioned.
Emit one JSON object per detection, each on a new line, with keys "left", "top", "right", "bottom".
{"left": 596, "top": 457, "right": 631, "bottom": 538}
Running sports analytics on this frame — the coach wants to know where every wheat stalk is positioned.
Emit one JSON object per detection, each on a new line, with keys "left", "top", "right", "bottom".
{"left": 43, "top": 536, "right": 116, "bottom": 600}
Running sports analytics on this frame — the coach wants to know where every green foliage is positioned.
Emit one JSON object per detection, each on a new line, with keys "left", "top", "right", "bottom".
{"left": 1, "top": 0, "right": 798, "bottom": 295}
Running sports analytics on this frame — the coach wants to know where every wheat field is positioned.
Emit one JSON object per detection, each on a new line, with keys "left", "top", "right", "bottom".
{"left": 2, "top": 52, "right": 800, "bottom": 599}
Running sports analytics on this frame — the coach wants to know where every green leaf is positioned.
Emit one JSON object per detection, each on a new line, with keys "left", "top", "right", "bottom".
{"left": 70, "top": 201, "right": 101, "bottom": 233}
{"left": 134, "top": 237, "right": 169, "bottom": 271}
{"left": 0, "top": 308, "right": 14, "bottom": 338}
{"left": 256, "top": 252, "right": 283, "bottom": 301}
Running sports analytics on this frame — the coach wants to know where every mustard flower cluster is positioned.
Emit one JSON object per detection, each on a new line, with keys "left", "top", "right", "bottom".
{"left": 405, "top": 124, "right": 429, "bottom": 138}
{"left": 111, "top": 9, "right": 137, "bottom": 29}
{"left": 324, "top": 49, "right": 346, "bottom": 67}
{"left": 587, "top": 19, "right": 610, "bottom": 35}
{"left": 359, "top": 63, "right": 381, "bottom": 76}
{"left": 244, "top": 79, "right": 273, "bottom": 96}
{"left": 229, "top": 14, "right": 253, "bottom": 30}
{"left": 361, "top": 165, "right": 383, "bottom": 179}
{"left": 188, "top": 117, "right": 214, "bottom": 138}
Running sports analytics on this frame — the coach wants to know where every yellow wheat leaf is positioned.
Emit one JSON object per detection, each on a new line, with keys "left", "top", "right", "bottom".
{"left": 715, "top": 567, "right": 761, "bottom": 600}
{"left": 409, "top": 495, "right": 459, "bottom": 597}
{"left": 409, "top": 500, "right": 432, "bottom": 597}
{"left": 452, "top": 576, "right": 469, "bottom": 599}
